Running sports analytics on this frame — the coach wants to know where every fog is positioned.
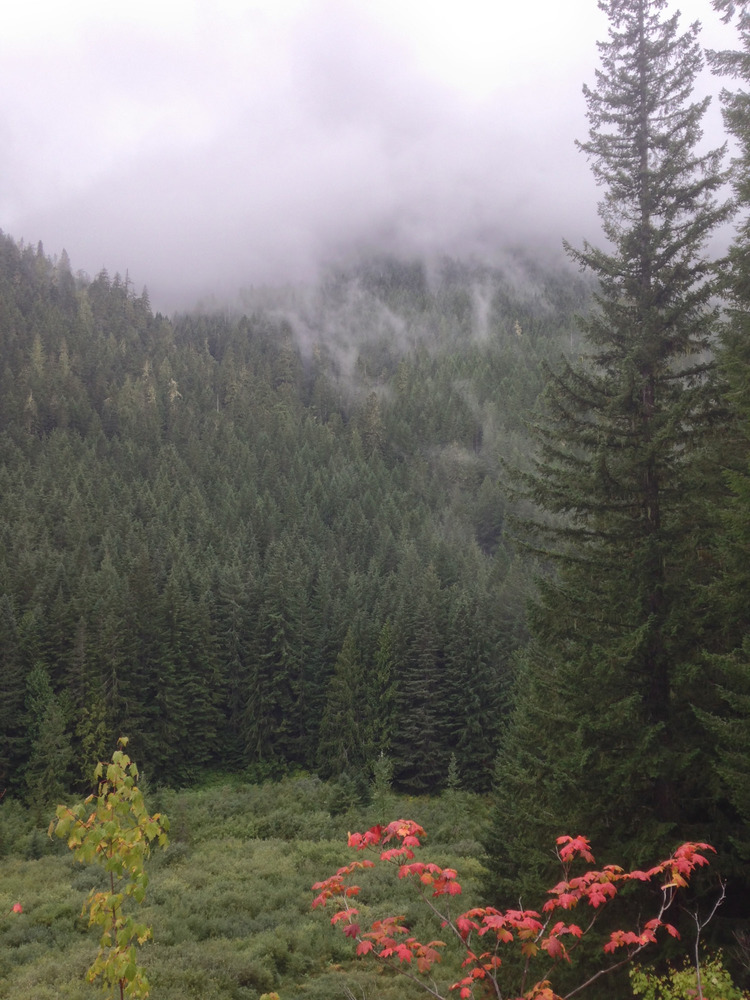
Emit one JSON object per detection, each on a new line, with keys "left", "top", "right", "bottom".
{"left": 0, "top": 0, "right": 736, "bottom": 311}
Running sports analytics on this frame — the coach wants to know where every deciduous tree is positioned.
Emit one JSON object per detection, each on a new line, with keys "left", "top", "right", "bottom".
{"left": 49, "top": 738, "right": 168, "bottom": 1000}
{"left": 313, "top": 819, "right": 717, "bottom": 1000}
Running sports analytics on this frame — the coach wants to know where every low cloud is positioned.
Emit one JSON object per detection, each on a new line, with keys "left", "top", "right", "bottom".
{"left": 1, "top": 0, "right": 731, "bottom": 311}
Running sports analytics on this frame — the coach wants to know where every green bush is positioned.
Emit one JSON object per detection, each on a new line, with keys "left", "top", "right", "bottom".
{"left": 631, "top": 954, "right": 750, "bottom": 1000}
{"left": 1, "top": 778, "right": 493, "bottom": 1000}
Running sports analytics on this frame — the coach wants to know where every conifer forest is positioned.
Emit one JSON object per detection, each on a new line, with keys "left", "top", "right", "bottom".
{"left": 3, "top": 0, "right": 750, "bottom": 998}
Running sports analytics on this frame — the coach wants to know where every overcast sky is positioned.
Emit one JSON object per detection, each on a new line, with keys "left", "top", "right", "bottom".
{"left": 0, "top": 0, "right": 737, "bottom": 309}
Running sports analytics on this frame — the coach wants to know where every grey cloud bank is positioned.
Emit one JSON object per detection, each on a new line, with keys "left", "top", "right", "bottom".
{"left": 0, "top": 0, "right": 733, "bottom": 311}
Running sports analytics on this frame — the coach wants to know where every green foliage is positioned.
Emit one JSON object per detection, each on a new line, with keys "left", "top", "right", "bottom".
{"left": 630, "top": 953, "right": 750, "bottom": 1000}
{"left": 2, "top": 777, "right": 490, "bottom": 1000}
{"left": 49, "top": 738, "right": 168, "bottom": 999}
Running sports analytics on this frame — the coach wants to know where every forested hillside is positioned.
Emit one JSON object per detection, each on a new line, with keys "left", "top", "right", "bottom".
{"left": 0, "top": 232, "right": 590, "bottom": 797}
{"left": 6, "top": 1, "right": 750, "bottom": 996}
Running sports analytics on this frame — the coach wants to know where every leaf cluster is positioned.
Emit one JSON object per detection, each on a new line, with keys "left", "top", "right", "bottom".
{"left": 48, "top": 739, "right": 168, "bottom": 999}
{"left": 313, "top": 820, "right": 715, "bottom": 1000}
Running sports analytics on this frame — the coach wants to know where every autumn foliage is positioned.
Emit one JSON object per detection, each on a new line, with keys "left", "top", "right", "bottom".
{"left": 312, "top": 820, "right": 714, "bottom": 1000}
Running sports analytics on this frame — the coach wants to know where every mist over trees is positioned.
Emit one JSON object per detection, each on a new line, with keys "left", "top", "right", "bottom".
{"left": 0, "top": 234, "right": 590, "bottom": 798}
{"left": 4, "top": 3, "right": 750, "bottom": 993}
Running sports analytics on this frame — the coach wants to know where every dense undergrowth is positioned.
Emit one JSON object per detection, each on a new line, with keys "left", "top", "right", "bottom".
{"left": 0, "top": 774, "right": 490, "bottom": 1000}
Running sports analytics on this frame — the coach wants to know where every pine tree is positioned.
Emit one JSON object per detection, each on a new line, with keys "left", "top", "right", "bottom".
{"left": 489, "top": 0, "right": 731, "bottom": 897}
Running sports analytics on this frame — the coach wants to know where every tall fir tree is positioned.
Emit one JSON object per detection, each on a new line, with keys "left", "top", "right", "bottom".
{"left": 700, "top": 0, "right": 750, "bottom": 860}
{"left": 488, "top": 0, "right": 731, "bottom": 899}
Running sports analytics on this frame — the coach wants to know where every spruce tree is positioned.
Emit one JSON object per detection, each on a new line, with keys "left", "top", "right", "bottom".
{"left": 488, "top": 0, "right": 731, "bottom": 898}
{"left": 699, "top": 0, "right": 750, "bottom": 857}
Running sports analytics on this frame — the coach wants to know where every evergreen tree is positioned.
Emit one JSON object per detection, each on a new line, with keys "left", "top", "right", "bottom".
{"left": 210, "top": 556, "right": 259, "bottom": 768}
{"left": 698, "top": 0, "right": 750, "bottom": 856}
{"left": 0, "top": 596, "right": 28, "bottom": 790}
{"left": 443, "top": 585, "right": 505, "bottom": 791}
{"left": 391, "top": 563, "right": 449, "bottom": 792}
{"left": 23, "top": 662, "right": 74, "bottom": 806}
{"left": 316, "top": 627, "right": 371, "bottom": 778}
{"left": 245, "top": 536, "right": 310, "bottom": 765}
{"left": 369, "top": 621, "right": 398, "bottom": 754}
{"left": 488, "top": 0, "right": 731, "bottom": 898}
{"left": 153, "top": 575, "right": 222, "bottom": 782}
